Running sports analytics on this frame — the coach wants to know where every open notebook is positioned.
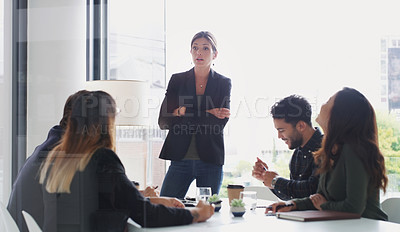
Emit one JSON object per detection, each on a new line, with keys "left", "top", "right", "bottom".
{"left": 276, "top": 210, "right": 361, "bottom": 222}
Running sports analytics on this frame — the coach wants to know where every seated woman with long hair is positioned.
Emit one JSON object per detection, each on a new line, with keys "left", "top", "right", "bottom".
{"left": 269, "top": 87, "right": 388, "bottom": 221}
{"left": 39, "top": 91, "right": 214, "bottom": 231}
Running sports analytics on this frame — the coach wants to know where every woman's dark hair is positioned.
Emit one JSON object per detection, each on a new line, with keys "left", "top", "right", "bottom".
{"left": 191, "top": 31, "right": 218, "bottom": 53}
{"left": 314, "top": 87, "right": 388, "bottom": 192}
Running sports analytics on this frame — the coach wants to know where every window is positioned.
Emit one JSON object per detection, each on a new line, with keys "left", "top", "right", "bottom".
{"left": 5, "top": 1, "right": 88, "bottom": 204}
{"left": 0, "top": 0, "right": 7, "bottom": 203}
{"left": 108, "top": 0, "right": 166, "bottom": 188}
{"left": 166, "top": 0, "right": 400, "bottom": 199}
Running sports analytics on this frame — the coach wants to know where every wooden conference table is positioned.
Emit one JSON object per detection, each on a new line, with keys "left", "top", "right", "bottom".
{"left": 128, "top": 199, "right": 400, "bottom": 232}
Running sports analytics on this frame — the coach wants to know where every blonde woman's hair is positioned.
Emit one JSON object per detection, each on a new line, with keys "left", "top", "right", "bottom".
{"left": 40, "top": 91, "right": 116, "bottom": 193}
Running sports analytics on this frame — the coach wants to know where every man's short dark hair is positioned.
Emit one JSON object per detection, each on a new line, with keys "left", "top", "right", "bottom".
{"left": 270, "top": 95, "right": 312, "bottom": 127}
{"left": 59, "top": 90, "right": 90, "bottom": 129}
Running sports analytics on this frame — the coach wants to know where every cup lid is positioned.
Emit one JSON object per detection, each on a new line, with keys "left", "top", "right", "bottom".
{"left": 227, "top": 184, "right": 244, "bottom": 189}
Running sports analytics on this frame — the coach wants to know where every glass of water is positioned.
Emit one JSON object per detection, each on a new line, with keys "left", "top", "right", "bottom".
{"left": 240, "top": 191, "right": 257, "bottom": 210}
{"left": 196, "top": 187, "right": 212, "bottom": 202}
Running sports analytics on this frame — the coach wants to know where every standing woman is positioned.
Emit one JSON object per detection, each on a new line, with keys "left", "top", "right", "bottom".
{"left": 269, "top": 87, "right": 388, "bottom": 221}
{"left": 159, "top": 31, "right": 231, "bottom": 198}
{"left": 40, "top": 91, "right": 214, "bottom": 231}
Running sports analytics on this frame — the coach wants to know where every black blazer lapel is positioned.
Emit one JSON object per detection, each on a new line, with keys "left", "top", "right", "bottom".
{"left": 202, "top": 69, "right": 219, "bottom": 110}
{"left": 184, "top": 68, "right": 196, "bottom": 96}
{"left": 181, "top": 68, "right": 198, "bottom": 115}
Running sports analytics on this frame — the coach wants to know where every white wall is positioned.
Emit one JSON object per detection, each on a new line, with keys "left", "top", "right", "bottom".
{"left": 27, "top": 0, "right": 86, "bottom": 155}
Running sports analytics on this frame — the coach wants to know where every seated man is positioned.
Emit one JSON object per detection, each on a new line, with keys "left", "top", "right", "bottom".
{"left": 252, "top": 95, "right": 323, "bottom": 200}
{"left": 7, "top": 90, "right": 88, "bottom": 232}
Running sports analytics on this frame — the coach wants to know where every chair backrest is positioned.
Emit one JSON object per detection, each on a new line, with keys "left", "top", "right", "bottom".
{"left": 381, "top": 197, "right": 400, "bottom": 224}
{"left": 244, "top": 186, "right": 280, "bottom": 201}
{"left": 0, "top": 202, "right": 20, "bottom": 232}
{"left": 22, "top": 211, "right": 42, "bottom": 232}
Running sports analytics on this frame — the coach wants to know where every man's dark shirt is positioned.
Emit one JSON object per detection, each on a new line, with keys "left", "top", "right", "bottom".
{"left": 7, "top": 125, "right": 63, "bottom": 232}
{"left": 272, "top": 128, "right": 323, "bottom": 200}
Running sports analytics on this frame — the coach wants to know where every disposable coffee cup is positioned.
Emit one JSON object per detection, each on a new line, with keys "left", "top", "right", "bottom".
{"left": 227, "top": 184, "right": 244, "bottom": 205}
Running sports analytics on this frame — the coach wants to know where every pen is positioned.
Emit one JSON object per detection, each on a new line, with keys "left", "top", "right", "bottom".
{"left": 261, "top": 164, "right": 268, "bottom": 171}
{"left": 257, "top": 157, "right": 268, "bottom": 171}
{"left": 154, "top": 186, "right": 159, "bottom": 189}
{"left": 261, "top": 203, "right": 294, "bottom": 211}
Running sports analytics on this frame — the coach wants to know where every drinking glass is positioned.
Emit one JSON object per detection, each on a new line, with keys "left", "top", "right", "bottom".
{"left": 196, "top": 187, "right": 212, "bottom": 202}
{"left": 240, "top": 191, "right": 257, "bottom": 210}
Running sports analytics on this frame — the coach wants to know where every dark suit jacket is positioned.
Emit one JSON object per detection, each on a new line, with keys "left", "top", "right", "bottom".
{"left": 158, "top": 68, "right": 231, "bottom": 165}
{"left": 7, "top": 125, "right": 63, "bottom": 232}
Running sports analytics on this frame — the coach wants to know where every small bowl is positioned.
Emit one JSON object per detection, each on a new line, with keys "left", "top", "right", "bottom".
{"left": 230, "top": 206, "right": 246, "bottom": 217}
{"left": 209, "top": 200, "right": 222, "bottom": 212}
{"left": 231, "top": 211, "right": 245, "bottom": 217}
{"left": 214, "top": 203, "right": 221, "bottom": 212}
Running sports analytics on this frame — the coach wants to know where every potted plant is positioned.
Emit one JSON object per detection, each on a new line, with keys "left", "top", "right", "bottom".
{"left": 208, "top": 194, "right": 222, "bottom": 212}
{"left": 230, "top": 199, "right": 246, "bottom": 217}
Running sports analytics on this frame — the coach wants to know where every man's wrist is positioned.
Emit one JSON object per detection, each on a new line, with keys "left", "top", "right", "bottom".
{"left": 177, "top": 106, "right": 182, "bottom": 116}
{"left": 190, "top": 209, "right": 200, "bottom": 223}
{"left": 271, "top": 176, "right": 279, "bottom": 189}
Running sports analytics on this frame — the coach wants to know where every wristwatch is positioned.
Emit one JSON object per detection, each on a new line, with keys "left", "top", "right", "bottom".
{"left": 271, "top": 176, "right": 279, "bottom": 188}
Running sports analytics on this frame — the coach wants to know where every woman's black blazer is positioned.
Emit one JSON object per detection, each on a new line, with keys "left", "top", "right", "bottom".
{"left": 158, "top": 68, "right": 231, "bottom": 165}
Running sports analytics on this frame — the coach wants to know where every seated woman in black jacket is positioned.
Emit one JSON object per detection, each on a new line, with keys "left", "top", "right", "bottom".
{"left": 39, "top": 90, "right": 214, "bottom": 231}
